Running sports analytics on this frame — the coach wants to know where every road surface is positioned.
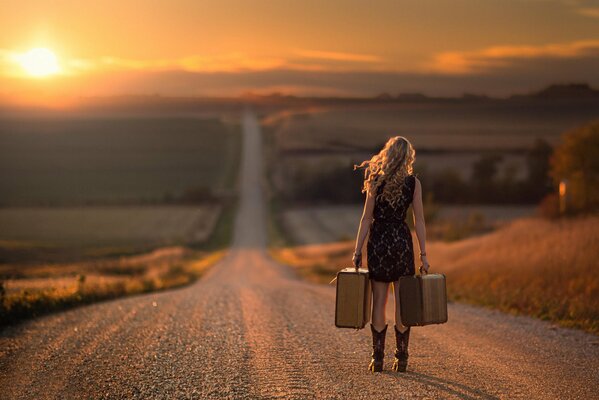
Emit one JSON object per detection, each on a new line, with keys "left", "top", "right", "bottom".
{"left": 1, "top": 109, "right": 598, "bottom": 400}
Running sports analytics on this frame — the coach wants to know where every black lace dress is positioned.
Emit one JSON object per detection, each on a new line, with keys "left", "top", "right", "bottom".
{"left": 367, "top": 174, "right": 416, "bottom": 282}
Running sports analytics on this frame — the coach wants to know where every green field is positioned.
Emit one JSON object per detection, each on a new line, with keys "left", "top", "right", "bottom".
{"left": 0, "top": 115, "right": 241, "bottom": 263}
{"left": 0, "top": 205, "right": 221, "bottom": 263}
{"left": 0, "top": 117, "right": 240, "bottom": 206}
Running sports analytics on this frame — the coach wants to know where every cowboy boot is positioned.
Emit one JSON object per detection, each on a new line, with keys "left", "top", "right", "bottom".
{"left": 368, "top": 324, "right": 387, "bottom": 372}
{"left": 392, "top": 325, "right": 411, "bottom": 372}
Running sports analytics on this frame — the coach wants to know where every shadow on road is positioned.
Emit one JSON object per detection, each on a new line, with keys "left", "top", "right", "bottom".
{"left": 382, "top": 370, "right": 500, "bottom": 400}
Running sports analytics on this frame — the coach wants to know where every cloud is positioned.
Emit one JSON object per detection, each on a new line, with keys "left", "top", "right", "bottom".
{"left": 1, "top": 46, "right": 391, "bottom": 80}
{"left": 40, "top": 51, "right": 380, "bottom": 76}
{"left": 576, "top": 7, "right": 599, "bottom": 17}
{"left": 1, "top": 39, "right": 598, "bottom": 101}
{"left": 57, "top": 51, "right": 596, "bottom": 99}
{"left": 0, "top": 51, "right": 289, "bottom": 77}
{"left": 292, "top": 49, "right": 383, "bottom": 63}
{"left": 0, "top": 49, "right": 26, "bottom": 77}
{"left": 82, "top": 47, "right": 385, "bottom": 75}
{"left": 429, "top": 39, "right": 599, "bottom": 74}
{"left": 87, "top": 53, "right": 289, "bottom": 73}
{"left": 10, "top": 39, "right": 595, "bottom": 80}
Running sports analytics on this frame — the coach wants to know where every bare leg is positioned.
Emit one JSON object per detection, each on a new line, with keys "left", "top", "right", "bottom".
{"left": 393, "top": 281, "right": 409, "bottom": 333}
{"left": 371, "top": 280, "right": 390, "bottom": 332}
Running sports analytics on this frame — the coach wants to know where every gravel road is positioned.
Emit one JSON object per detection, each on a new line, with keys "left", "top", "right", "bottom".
{"left": 1, "top": 108, "right": 598, "bottom": 400}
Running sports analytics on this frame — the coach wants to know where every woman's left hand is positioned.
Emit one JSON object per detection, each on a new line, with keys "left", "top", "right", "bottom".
{"left": 420, "top": 256, "right": 430, "bottom": 274}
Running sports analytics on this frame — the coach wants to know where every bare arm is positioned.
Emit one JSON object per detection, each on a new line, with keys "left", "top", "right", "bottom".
{"left": 352, "top": 189, "right": 375, "bottom": 266}
{"left": 412, "top": 177, "right": 430, "bottom": 271}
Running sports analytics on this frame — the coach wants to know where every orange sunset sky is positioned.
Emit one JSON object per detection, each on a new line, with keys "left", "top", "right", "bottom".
{"left": 1, "top": 0, "right": 599, "bottom": 105}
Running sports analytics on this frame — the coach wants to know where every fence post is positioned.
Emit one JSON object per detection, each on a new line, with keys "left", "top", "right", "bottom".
{"left": 559, "top": 179, "right": 568, "bottom": 215}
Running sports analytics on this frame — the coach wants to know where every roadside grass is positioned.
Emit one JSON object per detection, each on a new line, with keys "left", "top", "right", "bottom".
{"left": 434, "top": 214, "right": 599, "bottom": 334}
{"left": 266, "top": 197, "right": 295, "bottom": 248}
{"left": 269, "top": 242, "right": 354, "bottom": 284}
{"left": 0, "top": 178, "right": 239, "bottom": 329}
{"left": 262, "top": 121, "right": 295, "bottom": 249}
{"left": 428, "top": 211, "right": 494, "bottom": 242}
{"left": 0, "top": 249, "right": 226, "bottom": 327}
{"left": 270, "top": 214, "right": 599, "bottom": 335}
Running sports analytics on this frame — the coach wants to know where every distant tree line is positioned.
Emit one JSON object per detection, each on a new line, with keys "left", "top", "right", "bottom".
{"left": 282, "top": 161, "right": 365, "bottom": 204}
{"left": 281, "top": 138, "right": 554, "bottom": 205}
{"left": 417, "top": 139, "right": 554, "bottom": 204}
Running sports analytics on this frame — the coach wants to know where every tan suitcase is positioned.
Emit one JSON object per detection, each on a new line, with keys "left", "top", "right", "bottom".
{"left": 399, "top": 273, "right": 448, "bottom": 326}
{"left": 334, "top": 267, "right": 372, "bottom": 329}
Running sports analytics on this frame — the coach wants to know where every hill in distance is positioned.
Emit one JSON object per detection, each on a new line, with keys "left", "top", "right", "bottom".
{"left": 1, "top": 82, "right": 598, "bottom": 115}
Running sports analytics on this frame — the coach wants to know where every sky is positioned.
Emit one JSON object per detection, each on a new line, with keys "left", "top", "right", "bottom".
{"left": 1, "top": 0, "right": 598, "bottom": 105}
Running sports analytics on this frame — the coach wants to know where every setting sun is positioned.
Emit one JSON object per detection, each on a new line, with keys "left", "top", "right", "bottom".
{"left": 17, "top": 48, "right": 60, "bottom": 77}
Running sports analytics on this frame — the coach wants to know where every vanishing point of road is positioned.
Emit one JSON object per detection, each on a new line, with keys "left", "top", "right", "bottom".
{"left": 1, "top": 109, "right": 598, "bottom": 399}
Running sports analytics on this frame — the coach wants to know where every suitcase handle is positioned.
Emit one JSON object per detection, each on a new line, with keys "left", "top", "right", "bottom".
{"left": 419, "top": 264, "right": 429, "bottom": 275}
{"left": 329, "top": 265, "right": 362, "bottom": 284}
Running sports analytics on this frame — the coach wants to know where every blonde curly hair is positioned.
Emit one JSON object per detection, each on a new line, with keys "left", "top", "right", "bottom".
{"left": 353, "top": 136, "right": 416, "bottom": 208}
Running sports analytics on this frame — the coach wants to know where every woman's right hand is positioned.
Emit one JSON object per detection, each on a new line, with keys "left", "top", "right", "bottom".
{"left": 352, "top": 252, "right": 362, "bottom": 268}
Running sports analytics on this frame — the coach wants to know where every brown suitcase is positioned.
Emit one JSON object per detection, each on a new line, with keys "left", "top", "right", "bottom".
{"left": 334, "top": 267, "right": 372, "bottom": 329}
{"left": 399, "top": 273, "right": 448, "bottom": 326}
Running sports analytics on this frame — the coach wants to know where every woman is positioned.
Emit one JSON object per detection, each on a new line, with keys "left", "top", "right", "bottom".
{"left": 352, "top": 136, "right": 430, "bottom": 373}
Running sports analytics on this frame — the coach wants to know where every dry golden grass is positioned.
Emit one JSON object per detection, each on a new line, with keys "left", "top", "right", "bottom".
{"left": 0, "top": 248, "right": 227, "bottom": 326}
{"left": 270, "top": 241, "right": 355, "bottom": 284}
{"left": 270, "top": 214, "right": 599, "bottom": 334}
{"left": 429, "top": 214, "right": 599, "bottom": 333}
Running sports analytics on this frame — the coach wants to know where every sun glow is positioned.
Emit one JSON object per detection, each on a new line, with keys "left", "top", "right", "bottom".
{"left": 17, "top": 48, "right": 61, "bottom": 77}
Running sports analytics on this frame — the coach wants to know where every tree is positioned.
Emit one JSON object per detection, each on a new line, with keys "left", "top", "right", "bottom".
{"left": 525, "top": 138, "right": 553, "bottom": 199}
{"left": 471, "top": 153, "right": 503, "bottom": 202}
{"left": 549, "top": 120, "right": 599, "bottom": 213}
{"left": 431, "top": 167, "right": 468, "bottom": 203}
{"left": 498, "top": 162, "right": 519, "bottom": 203}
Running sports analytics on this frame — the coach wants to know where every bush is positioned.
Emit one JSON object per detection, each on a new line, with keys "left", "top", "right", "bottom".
{"left": 549, "top": 120, "right": 599, "bottom": 214}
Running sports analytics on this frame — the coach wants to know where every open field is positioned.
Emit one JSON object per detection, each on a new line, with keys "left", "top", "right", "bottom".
{"left": 0, "top": 246, "right": 227, "bottom": 327}
{"left": 264, "top": 100, "right": 596, "bottom": 151}
{"left": 280, "top": 204, "right": 535, "bottom": 245}
{"left": 0, "top": 114, "right": 241, "bottom": 264}
{"left": 0, "top": 112, "right": 242, "bottom": 322}
{"left": 428, "top": 213, "right": 599, "bottom": 333}
{"left": 0, "top": 116, "right": 240, "bottom": 206}
{"left": 0, "top": 196, "right": 238, "bottom": 326}
{"left": 0, "top": 205, "right": 221, "bottom": 264}
{"left": 262, "top": 99, "right": 598, "bottom": 201}
{"left": 270, "top": 213, "right": 599, "bottom": 334}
